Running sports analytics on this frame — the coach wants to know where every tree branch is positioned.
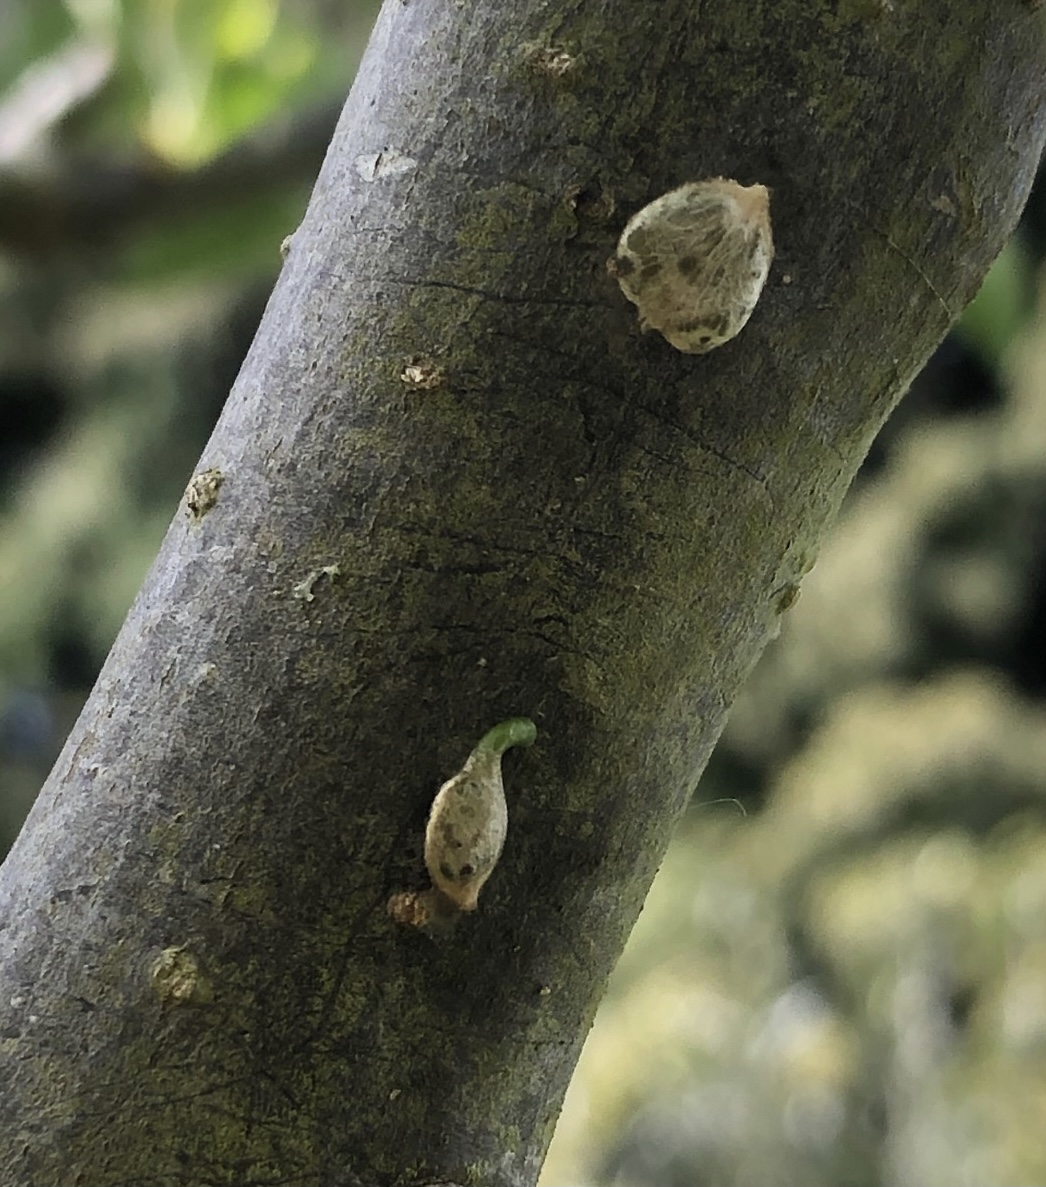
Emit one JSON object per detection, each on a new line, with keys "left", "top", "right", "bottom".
{"left": 0, "top": 2, "right": 1043, "bottom": 1185}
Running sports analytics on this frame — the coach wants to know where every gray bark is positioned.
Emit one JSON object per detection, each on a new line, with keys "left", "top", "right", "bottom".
{"left": 1, "top": 2, "right": 1043, "bottom": 1184}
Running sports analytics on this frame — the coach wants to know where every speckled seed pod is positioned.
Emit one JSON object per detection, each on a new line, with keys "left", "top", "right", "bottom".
{"left": 609, "top": 177, "right": 773, "bottom": 353}
{"left": 424, "top": 718, "right": 536, "bottom": 911}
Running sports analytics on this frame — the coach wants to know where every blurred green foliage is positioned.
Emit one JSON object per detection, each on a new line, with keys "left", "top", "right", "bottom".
{"left": 1, "top": 6, "right": 1045, "bottom": 1185}
{"left": 1, "top": 0, "right": 371, "bottom": 163}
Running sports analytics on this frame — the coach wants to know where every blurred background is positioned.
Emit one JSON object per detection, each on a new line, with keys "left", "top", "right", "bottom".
{"left": 1, "top": 4, "right": 1044, "bottom": 1185}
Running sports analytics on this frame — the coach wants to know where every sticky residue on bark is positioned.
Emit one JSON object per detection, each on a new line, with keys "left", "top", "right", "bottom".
{"left": 292, "top": 564, "right": 341, "bottom": 603}
{"left": 774, "top": 583, "right": 802, "bottom": 614}
{"left": 185, "top": 468, "right": 224, "bottom": 522}
{"left": 525, "top": 42, "right": 577, "bottom": 79}
{"left": 150, "top": 946, "right": 213, "bottom": 1006}
{"left": 564, "top": 180, "right": 616, "bottom": 223}
{"left": 354, "top": 148, "right": 417, "bottom": 182}
{"left": 387, "top": 887, "right": 462, "bottom": 936}
{"left": 400, "top": 357, "right": 445, "bottom": 390}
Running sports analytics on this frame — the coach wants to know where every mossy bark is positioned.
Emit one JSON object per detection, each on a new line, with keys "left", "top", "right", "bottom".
{"left": 0, "top": 2, "right": 1042, "bottom": 1184}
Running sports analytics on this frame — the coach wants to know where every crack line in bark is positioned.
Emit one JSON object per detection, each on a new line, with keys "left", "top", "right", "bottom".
{"left": 387, "top": 275, "right": 610, "bottom": 310}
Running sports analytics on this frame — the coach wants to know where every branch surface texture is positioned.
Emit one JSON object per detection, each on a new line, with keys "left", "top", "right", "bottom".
{"left": 0, "top": 2, "right": 1043, "bottom": 1184}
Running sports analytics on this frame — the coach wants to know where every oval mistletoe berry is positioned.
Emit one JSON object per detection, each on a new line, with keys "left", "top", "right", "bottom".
{"left": 424, "top": 718, "right": 537, "bottom": 911}
{"left": 609, "top": 177, "right": 773, "bottom": 353}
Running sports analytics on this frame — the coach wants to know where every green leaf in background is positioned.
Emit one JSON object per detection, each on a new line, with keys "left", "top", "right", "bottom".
{"left": 123, "top": 0, "right": 318, "bottom": 165}
{"left": 957, "top": 235, "right": 1034, "bottom": 367}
